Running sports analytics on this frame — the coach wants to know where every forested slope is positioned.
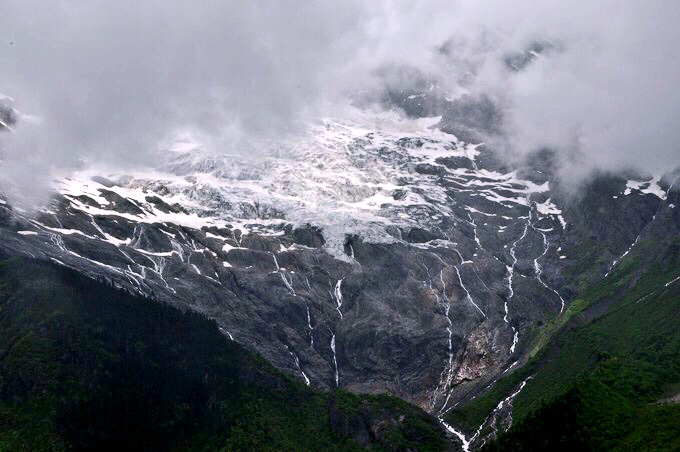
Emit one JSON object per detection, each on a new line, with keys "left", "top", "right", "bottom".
{"left": 0, "top": 256, "right": 448, "bottom": 451}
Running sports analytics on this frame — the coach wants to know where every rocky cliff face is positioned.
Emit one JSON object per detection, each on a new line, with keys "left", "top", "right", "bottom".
{"left": 0, "top": 102, "right": 675, "bottom": 426}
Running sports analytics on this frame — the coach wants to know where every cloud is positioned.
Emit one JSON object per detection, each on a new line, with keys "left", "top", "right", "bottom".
{"left": 0, "top": 0, "right": 678, "bottom": 202}
{"left": 489, "top": 1, "right": 680, "bottom": 180}
{"left": 429, "top": 1, "right": 680, "bottom": 180}
{"left": 1, "top": 2, "right": 365, "bottom": 160}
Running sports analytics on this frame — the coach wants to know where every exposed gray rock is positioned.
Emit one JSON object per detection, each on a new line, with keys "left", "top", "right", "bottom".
{"left": 438, "top": 95, "right": 504, "bottom": 139}
{"left": 293, "top": 224, "right": 326, "bottom": 248}
{"left": 0, "top": 110, "right": 673, "bottom": 421}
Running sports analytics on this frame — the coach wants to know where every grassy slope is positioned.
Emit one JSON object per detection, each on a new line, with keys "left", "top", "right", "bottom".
{"left": 0, "top": 256, "right": 447, "bottom": 451}
{"left": 445, "top": 239, "right": 680, "bottom": 451}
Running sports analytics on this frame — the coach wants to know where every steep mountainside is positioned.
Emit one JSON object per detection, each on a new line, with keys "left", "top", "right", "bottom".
{"left": 0, "top": 104, "right": 676, "bottom": 423}
{"left": 0, "top": 255, "right": 448, "bottom": 451}
{"left": 443, "top": 196, "right": 680, "bottom": 450}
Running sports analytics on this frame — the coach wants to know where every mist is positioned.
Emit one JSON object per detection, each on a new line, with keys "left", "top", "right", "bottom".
{"left": 1, "top": 0, "right": 679, "bottom": 201}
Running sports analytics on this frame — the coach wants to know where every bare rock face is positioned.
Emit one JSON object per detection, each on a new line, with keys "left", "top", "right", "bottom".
{"left": 453, "top": 327, "right": 494, "bottom": 385}
{"left": 0, "top": 104, "right": 674, "bottom": 420}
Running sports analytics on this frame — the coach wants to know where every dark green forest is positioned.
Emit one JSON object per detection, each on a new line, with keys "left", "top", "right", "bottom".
{"left": 0, "top": 256, "right": 447, "bottom": 451}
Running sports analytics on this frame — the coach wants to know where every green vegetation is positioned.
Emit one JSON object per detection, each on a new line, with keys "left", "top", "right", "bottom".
{"left": 528, "top": 248, "right": 648, "bottom": 360}
{"left": 447, "top": 245, "right": 680, "bottom": 451}
{"left": 0, "top": 256, "right": 447, "bottom": 451}
{"left": 528, "top": 297, "right": 586, "bottom": 359}
{"left": 484, "top": 381, "right": 680, "bottom": 451}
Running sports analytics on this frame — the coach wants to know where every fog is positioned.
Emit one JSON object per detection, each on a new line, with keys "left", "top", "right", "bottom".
{"left": 1, "top": 0, "right": 679, "bottom": 200}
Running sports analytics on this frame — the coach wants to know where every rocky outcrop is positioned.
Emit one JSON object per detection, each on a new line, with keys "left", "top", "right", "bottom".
{"left": 453, "top": 327, "right": 495, "bottom": 385}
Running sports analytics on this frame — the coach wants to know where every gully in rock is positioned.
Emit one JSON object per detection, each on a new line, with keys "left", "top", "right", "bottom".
{"left": 332, "top": 279, "right": 344, "bottom": 319}
{"left": 466, "top": 376, "right": 534, "bottom": 449}
{"left": 529, "top": 209, "right": 566, "bottom": 312}
{"left": 430, "top": 269, "right": 455, "bottom": 414}
{"left": 505, "top": 218, "right": 529, "bottom": 354}
{"left": 272, "top": 252, "right": 296, "bottom": 295}
{"left": 454, "top": 265, "right": 485, "bottom": 318}
{"left": 303, "top": 276, "right": 315, "bottom": 348}
{"left": 329, "top": 329, "right": 339, "bottom": 387}
{"left": 439, "top": 417, "right": 471, "bottom": 452}
{"left": 285, "top": 345, "right": 311, "bottom": 386}
{"left": 304, "top": 301, "right": 314, "bottom": 348}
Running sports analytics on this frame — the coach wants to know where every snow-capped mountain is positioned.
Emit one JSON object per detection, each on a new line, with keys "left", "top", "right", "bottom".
{"left": 0, "top": 98, "right": 677, "bottom": 445}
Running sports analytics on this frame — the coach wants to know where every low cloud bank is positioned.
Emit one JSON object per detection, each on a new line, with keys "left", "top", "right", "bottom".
{"left": 0, "top": 0, "right": 678, "bottom": 202}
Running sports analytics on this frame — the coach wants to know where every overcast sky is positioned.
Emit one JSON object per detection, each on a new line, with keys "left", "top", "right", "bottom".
{"left": 1, "top": 0, "right": 679, "bottom": 195}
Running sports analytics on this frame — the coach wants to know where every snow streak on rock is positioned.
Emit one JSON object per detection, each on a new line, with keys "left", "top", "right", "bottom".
{"left": 273, "top": 253, "right": 296, "bottom": 295}
{"left": 439, "top": 417, "right": 472, "bottom": 452}
{"left": 430, "top": 270, "right": 454, "bottom": 414}
{"left": 285, "top": 345, "right": 310, "bottom": 386}
{"left": 505, "top": 219, "right": 528, "bottom": 354}
{"left": 304, "top": 309, "right": 314, "bottom": 348}
{"left": 604, "top": 232, "right": 643, "bottom": 278}
{"left": 665, "top": 275, "right": 680, "bottom": 287}
{"left": 303, "top": 276, "right": 315, "bottom": 347}
{"left": 463, "top": 376, "right": 534, "bottom": 450}
{"left": 454, "top": 266, "right": 486, "bottom": 318}
{"left": 530, "top": 210, "right": 566, "bottom": 312}
{"left": 333, "top": 279, "right": 344, "bottom": 319}
{"left": 330, "top": 331, "right": 339, "bottom": 387}
{"left": 219, "top": 327, "right": 235, "bottom": 341}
